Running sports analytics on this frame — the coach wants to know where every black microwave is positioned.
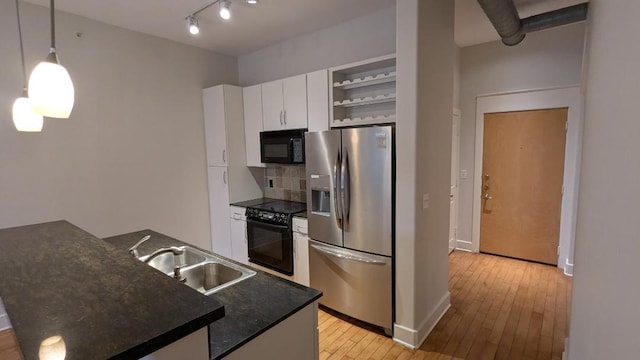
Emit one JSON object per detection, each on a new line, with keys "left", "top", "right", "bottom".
{"left": 260, "top": 129, "right": 306, "bottom": 164}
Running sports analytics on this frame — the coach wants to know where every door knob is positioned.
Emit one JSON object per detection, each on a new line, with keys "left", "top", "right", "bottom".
{"left": 483, "top": 193, "right": 493, "bottom": 200}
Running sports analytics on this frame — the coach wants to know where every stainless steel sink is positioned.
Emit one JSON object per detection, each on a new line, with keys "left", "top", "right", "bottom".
{"left": 139, "top": 246, "right": 206, "bottom": 274}
{"left": 139, "top": 245, "right": 255, "bottom": 295}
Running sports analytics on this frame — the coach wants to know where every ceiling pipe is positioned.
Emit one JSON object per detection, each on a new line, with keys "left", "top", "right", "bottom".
{"left": 476, "top": 0, "right": 589, "bottom": 46}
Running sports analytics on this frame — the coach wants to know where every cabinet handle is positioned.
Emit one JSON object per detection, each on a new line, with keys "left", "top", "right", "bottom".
{"left": 279, "top": 110, "right": 283, "bottom": 125}
{"left": 222, "top": 149, "right": 226, "bottom": 163}
{"left": 283, "top": 110, "right": 287, "bottom": 125}
{"left": 223, "top": 170, "right": 227, "bottom": 185}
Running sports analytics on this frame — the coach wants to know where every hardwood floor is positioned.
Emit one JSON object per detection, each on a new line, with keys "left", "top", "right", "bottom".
{"left": 0, "top": 329, "right": 22, "bottom": 360}
{"left": 319, "top": 251, "right": 572, "bottom": 360}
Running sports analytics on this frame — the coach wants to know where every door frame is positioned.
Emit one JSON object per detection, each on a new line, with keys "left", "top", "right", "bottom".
{"left": 472, "top": 86, "right": 583, "bottom": 274}
{"left": 450, "top": 108, "right": 461, "bottom": 254}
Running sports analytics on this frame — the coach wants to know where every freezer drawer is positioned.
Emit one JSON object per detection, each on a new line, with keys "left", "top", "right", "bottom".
{"left": 309, "top": 239, "right": 392, "bottom": 331}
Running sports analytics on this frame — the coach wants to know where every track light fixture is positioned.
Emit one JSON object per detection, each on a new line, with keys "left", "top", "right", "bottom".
{"left": 187, "top": 15, "right": 199, "bottom": 35}
{"left": 219, "top": 0, "right": 231, "bottom": 20}
{"left": 186, "top": 0, "right": 258, "bottom": 35}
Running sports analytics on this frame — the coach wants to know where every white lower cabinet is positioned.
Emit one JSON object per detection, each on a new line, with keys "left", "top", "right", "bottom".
{"left": 224, "top": 302, "right": 319, "bottom": 360}
{"left": 293, "top": 217, "right": 310, "bottom": 287}
{"left": 208, "top": 167, "right": 231, "bottom": 258}
{"left": 229, "top": 206, "right": 248, "bottom": 264}
{"left": 141, "top": 327, "right": 209, "bottom": 360}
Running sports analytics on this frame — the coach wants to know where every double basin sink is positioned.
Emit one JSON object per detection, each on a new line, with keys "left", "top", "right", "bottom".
{"left": 138, "top": 246, "right": 256, "bottom": 295}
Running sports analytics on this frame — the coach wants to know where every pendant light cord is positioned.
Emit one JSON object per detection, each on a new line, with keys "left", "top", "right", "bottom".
{"left": 14, "top": 0, "right": 27, "bottom": 90}
{"left": 50, "top": 0, "right": 55, "bottom": 49}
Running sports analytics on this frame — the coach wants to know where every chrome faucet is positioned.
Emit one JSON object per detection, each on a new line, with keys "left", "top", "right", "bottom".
{"left": 143, "top": 247, "right": 185, "bottom": 264}
{"left": 128, "top": 235, "right": 151, "bottom": 258}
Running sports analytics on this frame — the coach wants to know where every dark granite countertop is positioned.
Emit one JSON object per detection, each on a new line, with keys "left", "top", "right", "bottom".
{"left": 0, "top": 221, "right": 224, "bottom": 360}
{"left": 293, "top": 211, "right": 308, "bottom": 219}
{"left": 104, "top": 230, "right": 322, "bottom": 360}
{"left": 229, "top": 197, "right": 279, "bottom": 208}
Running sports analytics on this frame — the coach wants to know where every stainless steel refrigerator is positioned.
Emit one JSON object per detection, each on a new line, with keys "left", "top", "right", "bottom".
{"left": 305, "top": 125, "right": 393, "bottom": 334}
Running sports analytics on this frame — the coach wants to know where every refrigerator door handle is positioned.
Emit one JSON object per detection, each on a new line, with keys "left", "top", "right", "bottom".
{"left": 341, "top": 150, "right": 350, "bottom": 226}
{"left": 334, "top": 151, "right": 343, "bottom": 229}
{"left": 310, "top": 243, "right": 387, "bottom": 265}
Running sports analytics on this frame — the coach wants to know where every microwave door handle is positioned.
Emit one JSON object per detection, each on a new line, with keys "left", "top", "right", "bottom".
{"left": 334, "top": 151, "right": 342, "bottom": 229}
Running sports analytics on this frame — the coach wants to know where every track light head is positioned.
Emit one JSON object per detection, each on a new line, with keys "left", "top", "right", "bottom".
{"left": 219, "top": 0, "right": 231, "bottom": 20}
{"left": 187, "top": 16, "right": 200, "bottom": 35}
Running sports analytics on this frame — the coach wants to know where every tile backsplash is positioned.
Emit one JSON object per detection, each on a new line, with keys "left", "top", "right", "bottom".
{"left": 264, "top": 165, "right": 307, "bottom": 203}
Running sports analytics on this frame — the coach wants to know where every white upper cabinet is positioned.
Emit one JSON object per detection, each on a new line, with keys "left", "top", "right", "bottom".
{"left": 306, "top": 69, "right": 330, "bottom": 132}
{"left": 261, "top": 80, "right": 284, "bottom": 131}
{"left": 282, "top": 74, "right": 308, "bottom": 129}
{"left": 243, "top": 85, "right": 265, "bottom": 167}
{"left": 203, "top": 86, "right": 228, "bottom": 166}
{"left": 261, "top": 74, "right": 308, "bottom": 131}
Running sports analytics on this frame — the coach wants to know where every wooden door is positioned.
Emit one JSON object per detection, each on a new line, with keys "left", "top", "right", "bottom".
{"left": 480, "top": 108, "right": 567, "bottom": 265}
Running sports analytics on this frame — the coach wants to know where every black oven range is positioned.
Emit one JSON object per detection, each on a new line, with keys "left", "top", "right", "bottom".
{"left": 246, "top": 200, "right": 306, "bottom": 275}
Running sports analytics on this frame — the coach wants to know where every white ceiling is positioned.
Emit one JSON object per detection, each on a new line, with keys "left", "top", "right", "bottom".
{"left": 23, "top": 0, "right": 587, "bottom": 56}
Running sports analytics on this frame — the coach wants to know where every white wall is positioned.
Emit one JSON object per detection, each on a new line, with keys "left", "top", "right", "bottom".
{"left": 237, "top": 6, "right": 396, "bottom": 86}
{"left": 394, "top": 0, "right": 452, "bottom": 348}
{"left": 0, "top": 2, "right": 238, "bottom": 250}
{"left": 458, "top": 23, "right": 586, "bottom": 245}
{"left": 568, "top": 0, "right": 640, "bottom": 358}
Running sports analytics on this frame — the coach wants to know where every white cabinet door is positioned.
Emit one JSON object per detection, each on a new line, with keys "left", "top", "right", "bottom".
{"left": 306, "top": 70, "right": 329, "bottom": 132}
{"left": 261, "top": 80, "right": 284, "bottom": 131}
{"left": 282, "top": 74, "right": 308, "bottom": 130}
{"left": 294, "top": 232, "right": 310, "bottom": 287}
{"left": 208, "top": 166, "right": 231, "bottom": 258}
{"left": 293, "top": 217, "right": 309, "bottom": 286}
{"left": 229, "top": 206, "right": 248, "bottom": 264}
{"left": 224, "top": 302, "right": 318, "bottom": 360}
{"left": 243, "top": 85, "right": 265, "bottom": 167}
{"left": 203, "top": 86, "right": 227, "bottom": 167}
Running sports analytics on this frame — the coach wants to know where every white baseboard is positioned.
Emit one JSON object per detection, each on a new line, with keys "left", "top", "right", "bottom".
{"left": 562, "top": 337, "right": 569, "bottom": 359}
{"left": 455, "top": 239, "right": 473, "bottom": 252}
{"left": 0, "top": 314, "right": 10, "bottom": 331}
{"left": 0, "top": 300, "right": 10, "bottom": 331}
{"left": 564, "top": 260, "right": 574, "bottom": 277}
{"left": 392, "top": 291, "right": 451, "bottom": 348}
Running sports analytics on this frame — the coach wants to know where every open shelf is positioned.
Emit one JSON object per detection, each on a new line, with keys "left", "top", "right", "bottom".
{"left": 333, "top": 72, "right": 397, "bottom": 90}
{"left": 333, "top": 93, "right": 396, "bottom": 108}
{"left": 330, "top": 54, "right": 397, "bottom": 128}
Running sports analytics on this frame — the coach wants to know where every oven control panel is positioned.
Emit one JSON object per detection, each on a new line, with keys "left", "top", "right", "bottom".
{"left": 246, "top": 208, "right": 290, "bottom": 225}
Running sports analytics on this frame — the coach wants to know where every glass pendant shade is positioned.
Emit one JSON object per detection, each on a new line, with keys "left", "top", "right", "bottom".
{"left": 28, "top": 51, "right": 74, "bottom": 119}
{"left": 12, "top": 95, "right": 44, "bottom": 132}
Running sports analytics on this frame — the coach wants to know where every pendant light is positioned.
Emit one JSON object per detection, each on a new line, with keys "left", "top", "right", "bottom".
{"left": 12, "top": 0, "right": 43, "bottom": 132}
{"left": 28, "top": 0, "right": 74, "bottom": 119}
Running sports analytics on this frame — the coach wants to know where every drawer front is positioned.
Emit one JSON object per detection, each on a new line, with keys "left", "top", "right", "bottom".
{"left": 292, "top": 217, "right": 308, "bottom": 235}
{"left": 229, "top": 206, "right": 246, "bottom": 221}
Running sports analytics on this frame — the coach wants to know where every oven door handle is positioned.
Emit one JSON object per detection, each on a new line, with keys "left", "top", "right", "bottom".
{"left": 246, "top": 219, "right": 290, "bottom": 230}
{"left": 310, "top": 243, "right": 387, "bottom": 265}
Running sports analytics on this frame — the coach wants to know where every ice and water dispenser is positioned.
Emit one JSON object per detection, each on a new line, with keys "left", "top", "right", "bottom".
{"left": 309, "top": 174, "right": 331, "bottom": 216}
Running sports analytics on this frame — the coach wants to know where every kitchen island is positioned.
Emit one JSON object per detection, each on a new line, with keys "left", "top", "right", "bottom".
{"left": 0, "top": 220, "right": 321, "bottom": 359}
{"left": 105, "top": 229, "right": 322, "bottom": 359}
{"left": 0, "top": 221, "right": 224, "bottom": 360}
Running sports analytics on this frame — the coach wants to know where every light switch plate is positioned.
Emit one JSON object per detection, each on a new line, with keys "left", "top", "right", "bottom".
{"left": 422, "top": 193, "right": 430, "bottom": 209}
{"left": 460, "top": 169, "right": 468, "bottom": 179}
